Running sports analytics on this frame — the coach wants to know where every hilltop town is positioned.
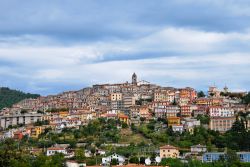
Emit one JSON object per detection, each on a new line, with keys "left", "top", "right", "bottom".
{"left": 0, "top": 73, "right": 250, "bottom": 167}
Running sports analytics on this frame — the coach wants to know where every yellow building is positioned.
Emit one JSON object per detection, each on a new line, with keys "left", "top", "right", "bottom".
{"left": 111, "top": 93, "right": 122, "bottom": 101}
{"left": 59, "top": 111, "right": 69, "bottom": 117}
{"left": 31, "top": 126, "right": 44, "bottom": 138}
{"left": 167, "top": 117, "right": 181, "bottom": 126}
{"left": 160, "top": 145, "right": 179, "bottom": 158}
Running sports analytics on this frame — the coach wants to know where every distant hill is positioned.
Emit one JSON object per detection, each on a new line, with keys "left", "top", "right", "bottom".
{"left": 0, "top": 87, "right": 40, "bottom": 110}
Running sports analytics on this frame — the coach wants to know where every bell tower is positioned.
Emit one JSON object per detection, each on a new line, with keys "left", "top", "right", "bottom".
{"left": 132, "top": 73, "right": 137, "bottom": 85}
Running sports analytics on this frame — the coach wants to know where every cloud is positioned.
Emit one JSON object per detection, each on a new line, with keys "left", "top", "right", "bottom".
{"left": 0, "top": 1, "right": 250, "bottom": 94}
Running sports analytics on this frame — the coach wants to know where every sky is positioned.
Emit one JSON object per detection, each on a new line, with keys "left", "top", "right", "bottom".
{"left": 0, "top": 0, "right": 250, "bottom": 95}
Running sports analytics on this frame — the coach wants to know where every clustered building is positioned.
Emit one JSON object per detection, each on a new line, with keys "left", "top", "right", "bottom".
{"left": 0, "top": 74, "right": 249, "bottom": 134}
{"left": 0, "top": 73, "right": 250, "bottom": 164}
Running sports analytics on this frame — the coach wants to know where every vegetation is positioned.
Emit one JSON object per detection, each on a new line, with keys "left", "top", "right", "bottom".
{"left": 45, "top": 108, "right": 69, "bottom": 112}
{"left": 198, "top": 91, "right": 206, "bottom": 98}
{"left": 243, "top": 92, "right": 250, "bottom": 104}
{"left": 0, "top": 87, "right": 40, "bottom": 110}
{"left": 196, "top": 115, "right": 210, "bottom": 125}
{"left": 0, "top": 138, "right": 65, "bottom": 167}
{"left": 1, "top": 116, "right": 250, "bottom": 166}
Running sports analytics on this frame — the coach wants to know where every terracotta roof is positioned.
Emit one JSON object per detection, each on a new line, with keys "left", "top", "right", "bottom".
{"left": 160, "top": 144, "right": 178, "bottom": 150}
{"left": 47, "top": 147, "right": 65, "bottom": 150}
{"left": 87, "top": 165, "right": 159, "bottom": 167}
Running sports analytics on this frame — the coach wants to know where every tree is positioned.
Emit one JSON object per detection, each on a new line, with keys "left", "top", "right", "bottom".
{"left": 209, "top": 92, "right": 215, "bottom": 97}
{"left": 111, "top": 158, "right": 119, "bottom": 165}
{"left": 198, "top": 91, "right": 205, "bottom": 98}
{"left": 129, "top": 156, "right": 139, "bottom": 164}
{"left": 230, "top": 117, "right": 246, "bottom": 133}
{"left": 0, "top": 87, "right": 40, "bottom": 110}
{"left": 226, "top": 149, "right": 240, "bottom": 165}
{"left": 238, "top": 111, "right": 250, "bottom": 131}
{"left": 243, "top": 92, "right": 250, "bottom": 104}
{"left": 160, "top": 158, "right": 183, "bottom": 167}
{"left": 139, "top": 157, "right": 145, "bottom": 164}
{"left": 20, "top": 109, "right": 28, "bottom": 114}
{"left": 121, "top": 122, "right": 128, "bottom": 128}
{"left": 50, "top": 153, "right": 65, "bottom": 167}
{"left": 140, "top": 117, "right": 146, "bottom": 122}
{"left": 196, "top": 115, "right": 210, "bottom": 125}
{"left": 75, "top": 148, "right": 85, "bottom": 161}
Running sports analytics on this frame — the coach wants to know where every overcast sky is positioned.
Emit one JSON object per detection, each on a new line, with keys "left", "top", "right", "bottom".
{"left": 0, "top": 0, "right": 250, "bottom": 95}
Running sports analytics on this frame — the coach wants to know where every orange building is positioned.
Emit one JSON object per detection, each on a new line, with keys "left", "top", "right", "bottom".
{"left": 139, "top": 105, "right": 151, "bottom": 119}
{"left": 13, "top": 131, "right": 23, "bottom": 140}
{"left": 179, "top": 87, "right": 197, "bottom": 101}
{"left": 167, "top": 117, "right": 181, "bottom": 126}
{"left": 118, "top": 114, "right": 129, "bottom": 124}
{"left": 180, "top": 105, "right": 193, "bottom": 117}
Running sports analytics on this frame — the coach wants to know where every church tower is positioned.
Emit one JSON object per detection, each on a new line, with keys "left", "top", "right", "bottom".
{"left": 132, "top": 73, "right": 137, "bottom": 85}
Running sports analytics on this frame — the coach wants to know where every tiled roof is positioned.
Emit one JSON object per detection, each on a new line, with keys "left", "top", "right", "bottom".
{"left": 47, "top": 147, "right": 65, "bottom": 150}
{"left": 160, "top": 144, "right": 178, "bottom": 150}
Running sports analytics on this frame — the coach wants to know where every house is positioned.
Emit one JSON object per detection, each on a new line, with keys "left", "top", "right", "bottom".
{"left": 209, "top": 116, "right": 235, "bottom": 133}
{"left": 84, "top": 150, "right": 92, "bottom": 157}
{"left": 159, "top": 145, "right": 179, "bottom": 158}
{"left": 102, "top": 153, "right": 126, "bottom": 165}
{"left": 118, "top": 113, "right": 129, "bottom": 124}
{"left": 165, "top": 105, "right": 180, "bottom": 118}
{"left": 195, "top": 97, "right": 223, "bottom": 106}
{"left": 203, "top": 152, "right": 250, "bottom": 163}
{"left": 182, "top": 118, "right": 201, "bottom": 134}
{"left": 172, "top": 125, "right": 184, "bottom": 133}
{"left": 139, "top": 105, "right": 151, "bottom": 119}
{"left": 46, "top": 147, "right": 67, "bottom": 156}
{"left": 13, "top": 131, "right": 23, "bottom": 140}
{"left": 96, "top": 149, "right": 106, "bottom": 155}
{"left": 237, "top": 152, "right": 250, "bottom": 162}
{"left": 66, "top": 160, "right": 86, "bottom": 167}
{"left": 30, "top": 126, "right": 44, "bottom": 138}
{"left": 110, "top": 93, "right": 123, "bottom": 110}
{"left": 29, "top": 147, "right": 43, "bottom": 156}
{"left": 167, "top": 117, "right": 180, "bottom": 126}
{"left": 180, "top": 105, "right": 193, "bottom": 117}
{"left": 208, "top": 86, "right": 220, "bottom": 97}
{"left": 202, "top": 152, "right": 225, "bottom": 162}
{"left": 208, "top": 106, "right": 234, "bottom": 117}
{"left": 191, "top": 144, "right": 207, "bottom": 154}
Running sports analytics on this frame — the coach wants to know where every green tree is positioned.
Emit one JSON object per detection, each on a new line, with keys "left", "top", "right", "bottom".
{"left": 243, "top": 92, "right": 250, "bottom": 104}
{"left": 196, "top": 115, "right": 210, "bottom": 125}
{"left": 129, "top": 156, "right": 139, "bottom": 164}
{"left": 226, "top": 149, "right": 240, "bottom": 166}
{"left": 111, "top": 158, "right": 119, "bottom": 165}
{"left": 0, "top": 87, "right": 40, "bottom": 110}
{"left": 50, "top": 153, "right": 65, "bottom": 167}
{"left": 75, "top": 148, "right": 85, "bottom": 161}
{"left": 198, "top": 91, "right": 205, "bottom": 98}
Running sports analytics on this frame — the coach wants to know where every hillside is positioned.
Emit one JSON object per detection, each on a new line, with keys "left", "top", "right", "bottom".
{"left": 0, "top": 87, "right": 40, "bottom": 110}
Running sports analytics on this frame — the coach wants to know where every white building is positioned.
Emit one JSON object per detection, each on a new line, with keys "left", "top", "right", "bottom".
{"left": 209, "top": 107, "right": 234, "bottom": 117}
{"left": 0, "top": 113, "right": 43, "bottom": 129}
{"left": 46, "top": 147, "right": 67, "bottom": 156}
{"left": 66, "top": 160, "right": 86, "bottom": 167}
{"left": 172, "top": 125, "right": 184, "bottom": 133}
{"left": 102, "top": 153, "right": 125, "bottom": 165}
{"left": 191, "top": 144, "right": 207, "bottom": 154}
